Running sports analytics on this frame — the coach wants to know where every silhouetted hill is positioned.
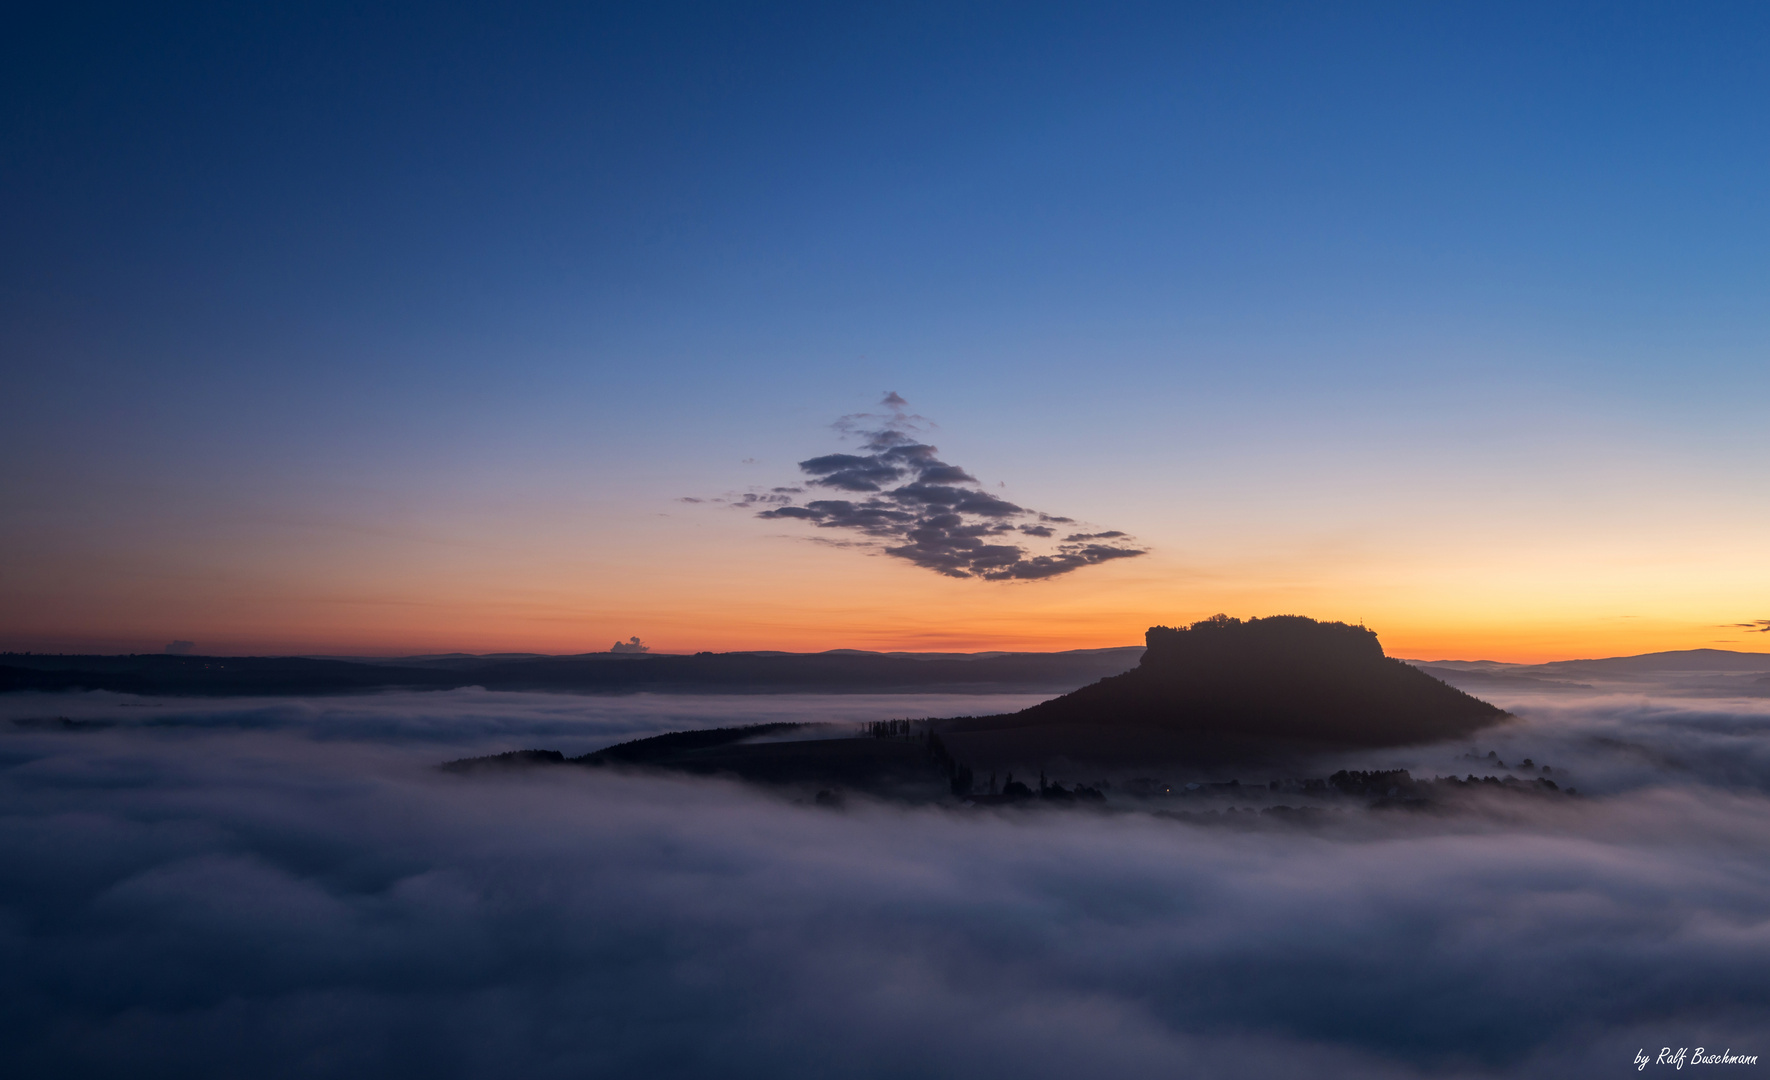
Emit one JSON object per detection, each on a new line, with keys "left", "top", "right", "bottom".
{"left": 438, "top": 616, "right": 1512, "bottom": 788}
{"left": 443, "top": 723, "right": 945, "bottom": 794}
{"left": 934, "top": 615, "right": 1507, "bottom": 766}
{"left": 576, "top": 723, "right": 811, "bottom": 765}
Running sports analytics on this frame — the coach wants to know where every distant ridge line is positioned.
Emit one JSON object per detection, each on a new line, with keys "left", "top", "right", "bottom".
{"left": 0, "top": 647, "right": 1148, "bottom": 697}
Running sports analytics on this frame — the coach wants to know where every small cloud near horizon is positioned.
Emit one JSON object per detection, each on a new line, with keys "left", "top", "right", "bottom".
{"left": 713, "top": 394, "right": 1146, "bottom": 581}
{"left": 164, "top": 640, "right": 194, "bottom": 655}
{"left": 609, "top": 636, "right": 650, "bottom": 654}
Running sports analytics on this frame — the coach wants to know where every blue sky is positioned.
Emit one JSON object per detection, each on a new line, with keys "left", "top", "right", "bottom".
{"left": 4, "top": 1, "right": 1767, "bottom": 656}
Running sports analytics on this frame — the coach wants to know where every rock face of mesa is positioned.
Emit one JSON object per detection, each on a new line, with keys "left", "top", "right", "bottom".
{"left": 935, "top": 615, "right": 1507, "bottom": 766}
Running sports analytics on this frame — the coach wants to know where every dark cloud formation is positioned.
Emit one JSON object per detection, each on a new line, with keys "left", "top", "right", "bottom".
{"left": 745, "top": 395, "right": 1145, "bottom": 580}
{"left": 3, "top": 685, "right": 1770, "bottom": 1078}
{"left": 1728, "top": 620, "right": 1770, "bottom": 632}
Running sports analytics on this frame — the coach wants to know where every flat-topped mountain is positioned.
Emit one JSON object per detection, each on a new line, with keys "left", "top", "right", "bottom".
{"left": 934, "top": 615, "right": 1508, "bottom": 767}
{"left": 441, "top": 615, "right": 1510, "bottom": 789}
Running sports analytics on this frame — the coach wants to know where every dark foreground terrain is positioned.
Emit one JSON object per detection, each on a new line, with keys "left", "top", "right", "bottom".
{"left": 446, "top": 717, "right": 1578, "bottom": 816}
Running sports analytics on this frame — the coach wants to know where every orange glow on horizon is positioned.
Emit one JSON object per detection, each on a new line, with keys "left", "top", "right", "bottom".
{"left": 5, "top": 490, "right": 1767, "bottom": 664}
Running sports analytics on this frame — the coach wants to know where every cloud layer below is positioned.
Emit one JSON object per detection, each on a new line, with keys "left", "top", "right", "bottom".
{"left": 2, "top": 683, "right": 1769, "bottom": 1078}
{"left": 730, "top": 395, "right": 1147, "bottom": 580}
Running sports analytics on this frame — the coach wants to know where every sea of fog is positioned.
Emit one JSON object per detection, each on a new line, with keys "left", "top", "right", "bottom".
{"left": 3, "top": 683, "right": 1769, "bottom": 1078}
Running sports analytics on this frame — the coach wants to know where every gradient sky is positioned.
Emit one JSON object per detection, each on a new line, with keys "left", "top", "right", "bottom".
{"left": 4, "top": 1, "right": 1768, "bottom": 660}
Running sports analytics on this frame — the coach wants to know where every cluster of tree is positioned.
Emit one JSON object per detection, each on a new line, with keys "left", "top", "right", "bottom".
{"left": 1434, "top": 773, "right": 1570, "bottom": 795}
{"left": 1458, "top": 749, "right": 1557, "bottom": 776}
{"left": 962, "top": 768, "right": 1104, "bottom": 803}
{"left": 924, "top": 730, "right": 977, "bottom": 797}
{"left": 857, "top": 722, "right": 985, "bottom": 797}
{"left": 1326, "top": 769, "right": 1419, "bottom": 798}
{"left": 1034, "top": 770, "right": 1106, "bottom": 802}
{"left": 439, "top": 749, "right": 567, "bottom": 773}
{"left": 1259, "top": 767, "right": 1577, "bottom": 805}
{"left": 1156, "top": 805, "right": 1329, "bottom": 825}
{"left": 863, "top": 718, "right": 926, "bottom": 739}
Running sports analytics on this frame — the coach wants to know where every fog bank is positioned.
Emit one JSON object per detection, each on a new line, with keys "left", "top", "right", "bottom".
{"left": 2, "top": 686, "right": 1767, "bottom": 1078}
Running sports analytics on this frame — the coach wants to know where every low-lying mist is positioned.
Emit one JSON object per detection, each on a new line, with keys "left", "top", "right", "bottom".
{"left": 3, "top": 683, "right": 1767, "bottom": 1078}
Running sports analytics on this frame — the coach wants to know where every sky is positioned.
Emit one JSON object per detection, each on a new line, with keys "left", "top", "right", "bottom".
{"left": 3, "top": 0, "right": 1768, "bottom": 660}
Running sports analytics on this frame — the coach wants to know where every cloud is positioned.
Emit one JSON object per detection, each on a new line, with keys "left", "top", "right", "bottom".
{"left": 164, "top": 641, "right": 194, "bottom": 655}
{"left": 2, "top": 684, "right": 1770, "bottom": 1077}
{"left": 699, "top": 492, "right": 795, "bottom": 508}
{"left": 1726, "top": 620, "right": 1770, "bottom": 633}
{"left": 748, "top": 395, "right": 1145, "bottom": 580}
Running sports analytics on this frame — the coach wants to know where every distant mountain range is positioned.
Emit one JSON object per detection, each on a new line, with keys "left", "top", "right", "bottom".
{"left": 3, "top": 642, "right": 1766, "bottom": 698}
{"left": 0, "top": 647, "right": 1146, "bottom": 696}
{"left": 1402, "top": 648, "right": 1770, "bottom": 694}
